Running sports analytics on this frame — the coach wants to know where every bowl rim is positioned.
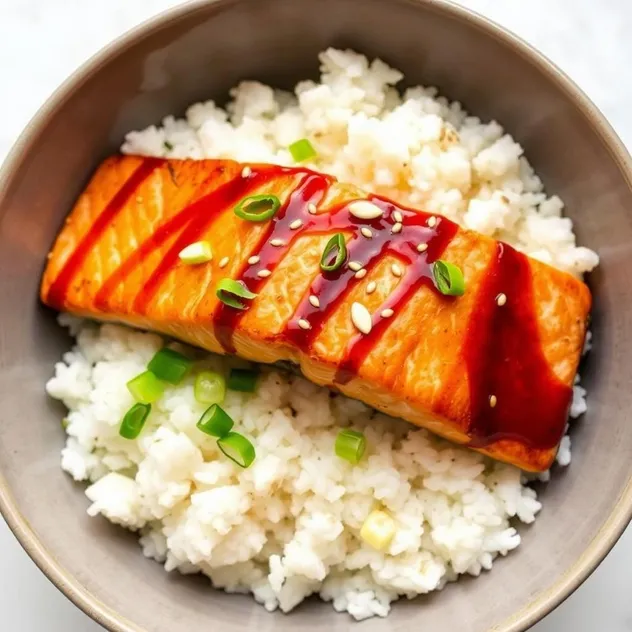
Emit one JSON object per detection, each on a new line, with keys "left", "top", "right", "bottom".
{"left": 1, "top": 0, "right": 631, "bottom": 630}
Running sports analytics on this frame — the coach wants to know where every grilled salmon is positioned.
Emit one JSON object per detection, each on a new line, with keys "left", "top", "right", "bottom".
{"left": 41, "top": 156, "right": 591, "bottom": 472}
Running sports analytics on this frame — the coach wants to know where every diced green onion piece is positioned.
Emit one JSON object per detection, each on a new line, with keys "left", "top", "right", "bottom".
{"left": 234, "top": 194, "right": 281, "bottom": 222}
{"left": 196, "top": 404, "right": 234, "bottom": 437}
{"left": 194, "top": 371, "right": 226, "bottom": 404}
{"left": 335, "top": 429, "right": 366, "bottom": 464}
{"left": 360, "top": 510, "right": 396, "bottom": 550}
{"left": 216, "top": 278, "right": 257, "bottom": 310}
{"left": 119, "top": 403, "right": 152, "bottom": 440}
{"left": 148, "top": 348, "right": 193, "bottom": 385}
{"left": 178, "top": 240, "right": 213, "bottom": 265}
{"left": 217, "top": 432, "right": 256, "bottom": 468}
{"left": 227, "top": 368, "right": 259, "bottom": 393}
{"left": 288, "top": 138, "right": 317, "bottom": 163}
{"left": 61, "top": 418, "right": 69, "bottom": 430}
{"left": 431, "top": 260, "right": 465, "bottom": 297}
{"left": 127, "top": 371, "right": 165, "bottom": 404}
{"left": 320, "top": 233, "right": 347, "bottom": 272}
{"left": 164, "top": 140, "right": 174, "bottom": 152}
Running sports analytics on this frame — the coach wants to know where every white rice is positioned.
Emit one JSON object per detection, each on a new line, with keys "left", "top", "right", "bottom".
{"left": 48, "top": 49, "right": 597, "bottom": 620}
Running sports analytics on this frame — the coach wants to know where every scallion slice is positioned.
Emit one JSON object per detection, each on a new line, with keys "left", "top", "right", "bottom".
{"left": 320, "top": 233, "right": 347, "bottom": 272}
{"left": 288, "top": 138, "right": 317, "bottom": 163}
{"left": 217, "top": 432, "right": 256, "bottom": 468}
{"left": 216, "top": 279, "right": 257, "bottom": 310}
{"left": 197, "top": 404, "right": 234, "bottom": 437}
{"left": 431, "top": 260, "right": 465, "bottom": 297}
{"left": 148, "top": 348, "right": 193, "bottom": 385}
{"left": 127, "top": 371, "right": 165, "bottom": 404}
{"left": 335, "top": 429, "right": 366, "bottom": 464}
{"left": 227, "top": 368, "right": 258, "bottom": 393}
{"left": 178, "top": 240, "right": 213, "bottom": 265}
{"left": 194, "top": 371, "right": 226, "bottom": 404}
{"left": 119, "top": 403, "right": 151, "bottom": 439}
{"left": 360, "top": 510, "right": 396, "bottom": 550}
{"left": 234, "top": 194, "right": 281, "bottom": 222}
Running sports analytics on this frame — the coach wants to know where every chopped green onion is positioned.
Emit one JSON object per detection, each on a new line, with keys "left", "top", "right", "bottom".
{"left": 61, "top": 417, "right": 69, "bottom": 430}
{"left": 147, "top": 347, "right": 193, "bottom": 385}
{"left": 119, "top": 403, "right": 152, "bottom": 440}
{"left": 288, "top": 138, "right": 317, "bottom": 163}
{"left": 216, "top": 279, "right": 257, "bottom": 310}
{"left": 217, "top": 432, "right": 256, "bottom": 468}
{"left": 197, "top": 404, "right": 234, "bottom": 437}
{"left": 127, "top": 371, "right": 165, "bottom": 404}
{"left": 234, "top": 194, "right": 281, "bottom": 222}
{"left": 194, "top": 371, "right": 226, "bottom": 404}
{"left": 228, "top": 368, "right": 259, "bottom": 392}
{"left": 320, "top": 233, "right": 347, "bottom": 272}
{"left": 431, "top": 260, "right": 465, "bottom": 297}
{"left": 178, "top": 240, "right": 213, "bottom": 265}
{"left": 335, "top": 429, "right": 366, "bottom": 464}
{"left": 360, "top": 510, "right": 396, "bottom": 550}
{"left": 163, "top": 140, "right": 174, "bottom": 152}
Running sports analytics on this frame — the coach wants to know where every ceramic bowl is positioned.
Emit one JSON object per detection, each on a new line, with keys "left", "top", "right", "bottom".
{"left": 1, "top": 1, "right": 631, "bottom": 631}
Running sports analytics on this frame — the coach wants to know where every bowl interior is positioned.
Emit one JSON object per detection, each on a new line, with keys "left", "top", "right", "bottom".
{"left": 1, "top": 1, "right": 632, "bottom": 631}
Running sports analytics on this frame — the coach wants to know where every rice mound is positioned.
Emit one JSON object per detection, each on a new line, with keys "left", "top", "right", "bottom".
{"left": 48, "top": 49, "right": 597, "bottom": 620}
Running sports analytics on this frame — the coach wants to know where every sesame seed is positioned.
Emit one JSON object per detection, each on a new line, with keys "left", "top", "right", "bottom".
{"left": 361, "top": 227, "right": 373, "bottom": 239}
{"left": 427, "top": 216, "right": 437, "bottom": 228}
{"left": 391, "top": 222, "right": 402, "bottom": 234}
{"left": 241, "top": 166, "right": 252, "bottom": 178}
{"left": 308, "top": 203, "right": 317, "bottom": 214}
{"left": 136, "top": 196, "right": 142, "bottom": 203}
{"left": 348, "top": 261, "right": 362, "bottom": 272}
{"left": 257, "top": 269, "right": 271, "bottom": 278}
{"left": 489, "top": 394, "right": 497, "bottom": 408}
{"left": 366, "top": 281, "right": 377, "bottom": 294}
{"left": 248, "top": 255, "right": 260, "bottom": 265}
{"left": 417, "top": 243, "right": 428, "bottom": 253}
{"left": 298, "top": 319, "right": 311, "bottom": 330}
{"left": 355, "top": 269, "right": 367, "bottom": 279}
{"left": 270, "top": 238, "right": 285, "bottom": 247}
{"left": 391, "top": 263, "right": 403, "bottom": 277}
{"left": 309, "top": 295, "right": 320, "bottom": 308}
{"left": 496, "top": 293, "right": 507, "bottom": 307}
{"left": 381, "top": 308, "right": 394, "bottom": 318}
{"left": 219, "top": 256, "right": 230, "bottom": 268}
{"left": 348, "top": 200, "right": 384, "bottom": 220}
{"left": 289, "top": 219, "right": 303, "bottom": 230}
{"left": 351, "top": 302, "right": 372, "bottom": 334}
{"left": 393, "top": 210, "right": 403, "bottom": 223}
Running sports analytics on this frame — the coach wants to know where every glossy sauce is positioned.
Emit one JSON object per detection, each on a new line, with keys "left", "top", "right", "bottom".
{"left": 214, "top": 171, "right": 331, "bottom": 351}
{"left": 465, "top": 244, "right": 572, "bottom": 449}
{"left": 47, "top": 157, "right": 163, "bottom": 308}
{"left": 49, "top": 158, "right": 573, "bottom": 452}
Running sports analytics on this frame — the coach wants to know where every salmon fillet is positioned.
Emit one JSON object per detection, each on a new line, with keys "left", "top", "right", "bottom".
{"left": 41, "top": 156, "right": 591, "bottom": 472}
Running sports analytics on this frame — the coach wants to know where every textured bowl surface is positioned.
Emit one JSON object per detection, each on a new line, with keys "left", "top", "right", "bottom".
{"left": 1, "top": 1, "right": 631, "bottom": 631}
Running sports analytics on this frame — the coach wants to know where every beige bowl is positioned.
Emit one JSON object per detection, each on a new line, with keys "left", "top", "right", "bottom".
{"left": 0, "top": 1, "right": 631, "bottom": 630}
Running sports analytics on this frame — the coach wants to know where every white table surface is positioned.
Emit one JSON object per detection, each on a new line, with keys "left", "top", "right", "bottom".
{"left": 1, "top": 0, "right": 631, "bottom": 630}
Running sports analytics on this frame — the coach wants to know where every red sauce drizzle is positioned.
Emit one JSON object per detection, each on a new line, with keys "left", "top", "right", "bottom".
{"left": 332, "top": 197, "right": 457, "bottom": 383}
{"left": 46, "top": 157, "right": 163, "bottom": 309}
{"left": 465, "top": 243, "right": 572, "bottom": 450}
{"left": 133, "top": 169, "right": 277, "bottom": 313}
{"left": 61, "top": 161, "right": 574, "bottom": 453}
{"left": 214, "top": 171, "right": 332, "bottom": 352}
